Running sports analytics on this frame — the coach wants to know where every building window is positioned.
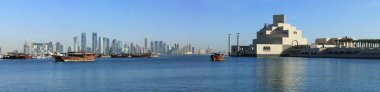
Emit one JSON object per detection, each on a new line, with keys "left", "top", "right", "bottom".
{"left": 263, "top": 46, "right": 271, "bottom": 51}
{"left": 293, "top": 31, "right": 297, "bottom": 34}
{"left": 260, "top": 32, "right": 264, "bottom": 35}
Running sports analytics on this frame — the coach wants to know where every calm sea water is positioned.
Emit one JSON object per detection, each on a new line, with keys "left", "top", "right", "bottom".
{"left": 0, "top": 56, "right": 379, "bottom": 92}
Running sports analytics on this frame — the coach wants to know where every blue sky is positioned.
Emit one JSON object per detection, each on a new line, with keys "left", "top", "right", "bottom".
{"left": 0, "top": 0, "right": 380, "bottom": 52}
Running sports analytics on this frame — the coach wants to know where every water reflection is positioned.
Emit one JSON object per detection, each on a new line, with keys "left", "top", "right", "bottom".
{"left": 0, "top": 56, "right": 379, "bottom": 91}
{"left": 255, "top": 57, "right": 307, "bottom": 92}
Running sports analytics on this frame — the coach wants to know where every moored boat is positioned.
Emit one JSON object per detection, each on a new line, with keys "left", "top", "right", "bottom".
{"left": 130, "top": 53, "right": 150, "bottom": 58}
{"left": 111, "top": 52, "right": 160, "bottom": 58}
{"left": 2, "top": 52, "right": 32, "bottom": 59}
{"left": 52, "top": 52, "right": 96, "bottom": 62}
{"left": 210, "top": 53, "right": 224, "bottom": 61}
{"left": 111, "top": 54, "right": 132, "bottom": 58}
{"left": 149, "top": 52, "right": 160, "bottom": 58}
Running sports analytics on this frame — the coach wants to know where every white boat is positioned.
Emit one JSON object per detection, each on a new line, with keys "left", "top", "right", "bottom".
{"left": 149, "top": 52, "right": 160, "bottom": 58}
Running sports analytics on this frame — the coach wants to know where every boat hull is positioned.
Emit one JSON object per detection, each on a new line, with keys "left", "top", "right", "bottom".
{"left": 111, "top": 53, "right": 159, "bottom": 58}
{"left": 211, "top": 54, "right": 224, "bottom": 61}
{"left": 52, "top": 55, "right": 95, "bottom": 62}
{"left": 2, "top": 55, "right": 32, "bottom": 59}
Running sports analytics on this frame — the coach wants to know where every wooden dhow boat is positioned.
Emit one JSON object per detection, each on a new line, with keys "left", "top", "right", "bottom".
{"left": 210, "top": 53, "right": 224, "bottom": 61}
{"left": 51, "top": 52, "right": 96, "bottom": 62}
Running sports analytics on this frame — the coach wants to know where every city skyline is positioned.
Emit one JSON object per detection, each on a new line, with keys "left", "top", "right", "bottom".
{"left": 1, "top": 0, "right": 380, "bottom": 52}
{"left": 17, "top": 32, "right": 211, "bottom": 56}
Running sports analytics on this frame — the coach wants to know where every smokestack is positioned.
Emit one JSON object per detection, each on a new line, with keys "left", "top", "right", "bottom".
{"left": 237, "top": 33, "right": 240, "bottom": 55}
{"left": 228, "top": 34, "right": 231, "bottom": 56}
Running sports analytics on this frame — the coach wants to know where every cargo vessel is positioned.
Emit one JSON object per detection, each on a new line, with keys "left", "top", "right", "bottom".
{"left": 2, "top": 52, "right": 32, "bottom": 59}
{"left": 210, "top": 53, "right": 224, "bottom": 61}
{"left": 52, "top": 52, "right": 96, "bottom": 62}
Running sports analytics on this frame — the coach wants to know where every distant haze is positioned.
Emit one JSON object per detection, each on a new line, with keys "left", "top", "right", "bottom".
{"left": 0, "top": 0, "right": 379, "bottom": 53}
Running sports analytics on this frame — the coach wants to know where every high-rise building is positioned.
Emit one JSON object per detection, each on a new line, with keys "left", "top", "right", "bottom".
{"left": 47, "top": 42, "right": 54, "bottom": 52}
{"left": 174, "top": 43, "right": 180, "bottom": 50}
{"left": 23, "top": 41, "right": 30, "bottom": 54}
{"left": 86, "top": 47, "right": 91, "bottom": 53}
{"left": 110, "top": 39, "right": 118, "bottom": 54}
{"left": 123, "top": 43, "right": 129, "bottom": 53}
{"left": 162, "top": 43, "right": 166, "bottom": 54}
{"left": 158, "top": 41, "right": 163, "bottom": 53}
{"left": 192, "top": 47, "right": 195, "bottom": 54}
{"left": 144, "top": 38, "right": 148, "bottom": 52}
{"left": 31, "top": 43, "right": 49, "bottom": 55}
{"left": 92, "top": 32, "right": 97, "bottom": 53}
{"left": 55, "top": 42, "right": 65, "bottom": 53}
{"left": 167, "top": 45, "right": 170, "bottom": 53}
{"left": 150, "top": 41, "right": 154, "bottom": 52}
{"left": 154, "top": 41, "right": 159, "bottom": 53}
{"left": 60, "top": 44, "right": 64, "bottom": 53}
{"left": 117, "top": 41, "right": 123, "bottom": 53}
{"left": 81, "top": 33, "right": 86, "bottom": 52}
{"left": 55, "top": 42, "right": 61, "bottom": 53}
{"left": 131, "top": 43, "right": 135, "bottom": 53}
{"left": 67, "top": 46, "right": 72, "bottom": 52}
{"left": 137, "top": 45, "right": 142, "bottom": 53}
{"left": 98, "top": 36, "right": 103, "bottom": 54}
{"left": 198, "top": 49, "right": 206, "bottom": 55}
{"left": 73, "top": 36, "right": 79, "bottom": 52}
{"left": 189, "top": 44, "right": 192, "bottom": 53}
{"left": 102, "top": 37, "right": 110, "bottom": 55}
{"left": 206, "top": 47, "right": 212, "bottom": 54}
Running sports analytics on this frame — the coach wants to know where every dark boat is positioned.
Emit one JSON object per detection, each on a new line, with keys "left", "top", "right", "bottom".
{"left": 2, "top": 52, "right": 32, "bottom": 59}
{"left": 210, "top": 53, "right": 224, "bottom": 61}
{"left": 111, "top": 53, "right": 159, "bottom": 58}
{"left": 130, "top": 53, "right": 151, "bottom": 58}
{"left": 111, "top": 53, "right": 131, "bottom": 58}
{"left": 52, "top": 52, "right": 96, "bottom": 62}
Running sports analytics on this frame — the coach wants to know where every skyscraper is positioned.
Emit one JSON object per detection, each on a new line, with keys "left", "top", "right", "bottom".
{"left": 158, "top": 41, "right": 163, "bottom": 53}
{"left": 150, "top": 41, "right": 154, "bottom": 52}
{"left": 130, "top": 43, "right": 134, "bottom": 53}
{"left": 92, "top": 32, "right": 97, "bottom": 53}
{"left": 192, "top": 47, "right": 195, "bottom": 54}
{"left": 162, "top": 42, "right": 166, "bottom": 54}
{"left": 59, "top": 44, "right": 64, "bottom": 53}
{"left": 123, "top": 43, "right": 129, "bottom": 53}
{"left": 103, "top": 37, "right": 109, "bottom": 55}
{"left": 67, "top": 46, "right": 72, "bottom": 52}
{"left": 73, "top": 36, "right": 79, "bottom": 52}
{"left": 23, "top": 41, "right": 30, "bottom": 54}
{"left": 117, "top": 41, "right": 122, "bottom": 53}
{"left": 81, "top": 33, "right": 86, "bottom": 52}
{"left": 111, "top": 39, "right": 117, "bottom": 54}
{"left": 55, "top": 42, "right": 65, "bottom": 53}
{"left": 144, "top": 38, "right": 148, "bottom": 52}
{"left": 154, "top": 41, "right": 159, "bottom": 53}
{"left": 98, "top": 36, "right": 103, "bottom": 54}
{"left": 48, "top": 42, "right": 55, "bottom": 52}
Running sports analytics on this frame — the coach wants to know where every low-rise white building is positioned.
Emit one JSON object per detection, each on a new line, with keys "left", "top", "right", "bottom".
{"left": 310, "top": 38, "right": 338, "bottom": 48}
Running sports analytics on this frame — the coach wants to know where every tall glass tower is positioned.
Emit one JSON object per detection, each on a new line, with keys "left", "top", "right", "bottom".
{"left": 98, "top": 36, "right": 103, "bottom": 54}
{"left": 92, "top": 32, "right": 97, "bottom": 53}
{"left": 73, "top": 36, "right": 79, "bottom": 52}
{"left": 103, "top": 37, "right": 109, "bottom": 55}
{"left": 81, "top": 33, "right": 86, "bottom": 52}
{"left": 144, "top": 38, "right": 148, "bottom": 52}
